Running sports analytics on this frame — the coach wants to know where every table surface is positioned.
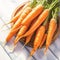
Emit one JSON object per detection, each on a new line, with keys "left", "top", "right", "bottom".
{"left": 0, "top": 0, "right": 60, "bottom": 60}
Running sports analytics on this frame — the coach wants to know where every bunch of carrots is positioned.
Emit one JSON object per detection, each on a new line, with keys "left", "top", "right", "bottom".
{"left": 2, "top": 0, "right": 60, "bottom": 56}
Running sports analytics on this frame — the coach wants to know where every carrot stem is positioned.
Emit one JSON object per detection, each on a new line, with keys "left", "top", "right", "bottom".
{"left": 53, "top": 7, "right": 58, "bottom": 20}
{"left": 30, "top": 0, "right": 37, "bottom": 8}
{"left": 45, "top": 7, "right": 58, "bottom": 53}
{"left": 49, "top": 0, "right": 59, "bottom": 10}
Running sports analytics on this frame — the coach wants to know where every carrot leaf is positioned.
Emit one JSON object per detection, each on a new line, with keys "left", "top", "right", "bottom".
{"left": 30, "top": 0, "right": 37, "bottom": 8}
{"left": 53, "top": 7, "right": 59, "bottom": 20}
{"left": 49, "top": 0, "right": 59, "bottom": 10}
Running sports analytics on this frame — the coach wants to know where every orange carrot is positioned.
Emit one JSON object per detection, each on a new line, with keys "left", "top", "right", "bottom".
{"left": 30, "top": 25, "right": 45, "bottom": 56}
{"left": 23, "top": 9, "right": 49, "bottom": 37}
{"left": 6, "top": 6, "right": 32, "bottom": 42}
{"left": 40, "top": 34, "right": 47, "bottom": 48}
{"left": 45, "top": 18, "right": 57, "bottom": 53}
{"left": 45, "top": 7, "right": 58, "bottom": 53}
{"left": 21, "top": 4, "right": 43, "bottom": 26}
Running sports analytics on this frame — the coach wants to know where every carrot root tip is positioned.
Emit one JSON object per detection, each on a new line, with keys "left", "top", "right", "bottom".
{"left": 2, "top": 41, "right": 7, "bottom": 47}
{"left": 8, "top": 45, "right": 17, "bottom": 52}
{"left": 44, "top": 46, "right": 48, "bottom": 55}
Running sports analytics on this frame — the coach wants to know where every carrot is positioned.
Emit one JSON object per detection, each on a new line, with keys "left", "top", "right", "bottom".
{"left": 45, "top": 19, "right": 57, "bottom": 51}
{"left": 45, "top": 7, "right": 58, "bottom": 53}
{"left": 21, "top": 0, "right": 58, "bottom": 38}
{"left": 14, "top": 17, "right": 37, "bottom": 45}
{"left": 23, "top": 9, "right": 49, "bottom": 37}
{"left": 21, "top": 4, "right": 43, "bottom": 26}
{"left": 6, "top": 6, "right": 32, "bottom": 42}
{"left": 30, "top": 26, "right": 45, "bottom": 56}
{"left": 45, "top": 18, "right": 57, "bottom": 53}
{"left": 40, "top": 34, "right": 47, "bottom": 48}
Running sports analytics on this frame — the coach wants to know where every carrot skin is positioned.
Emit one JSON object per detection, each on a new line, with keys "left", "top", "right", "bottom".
{"left": 40, "top": 34, "right": 47, "bottom": 48}
{"left": 21, "top": 5, "right": 44, "bottom": 26}
{"left": 34, "top": 26, "right": 45, "bottom": 48}
{"left": 45, "top": 18, "right": 57, "bottom": 52}
{"left": 30, "top": 26, "right": 45, "bottom": 56}
{"left": 24, "top": 9, "right": 49, "bottom": 37}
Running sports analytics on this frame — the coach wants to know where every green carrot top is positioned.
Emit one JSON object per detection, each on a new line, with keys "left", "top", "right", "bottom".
{"left": 30, "top": 0, "right": 37, "bottom": 8}
{"left": 30, "top": 0, "right": 49, "bottom": 8}
{"left": 53, "top": 8, "right": 59, "bottom": 19}
{"left": 30, "top": 0, "right": 59, "bottom": 10}
{"left": 48, "top": 0, "right": 59, "bottom": 10}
